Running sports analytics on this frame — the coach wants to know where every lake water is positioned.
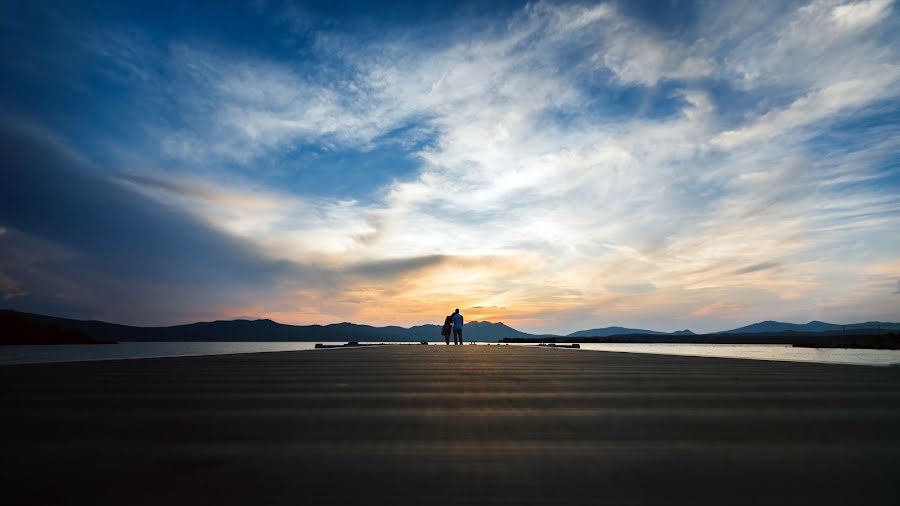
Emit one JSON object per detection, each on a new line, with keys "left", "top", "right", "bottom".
{"left": 574, "top": 343, "right": 900, "bottom": 367}
{"left": 0, "top": 342, "right": 324, "bottom": 365}
{"left": 1, "top": 341, "right": 898, "bottom": 367}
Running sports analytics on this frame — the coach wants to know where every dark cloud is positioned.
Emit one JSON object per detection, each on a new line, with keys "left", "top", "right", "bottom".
{"left": 894, "top": 280, "right": 900, "bottom": 295}
{"left": 607, "top": 282, "right": 657, "bottom": 294}
{"left": 348, "top": 255, "right": 447, "bottom": 280}
{"left": 350, "top": 214, "right": 386, "bottom": 246}
{"left": 114, "top": 173, "right": 217, "bottom": 200}
{"left": 733, "top": 262, "right": 779, "bottom": 275}
{"left": 346, "top": 253, "right": 533, "bottom": 282}
{"left": 0, "top": 122, "right": 330, "bottom": 323}
{"left": 1, "top": 293, "right": 95, "bottom": 320}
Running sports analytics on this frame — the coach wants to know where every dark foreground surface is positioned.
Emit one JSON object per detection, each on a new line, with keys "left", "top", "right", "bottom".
{"left": 2, "top": 346, "right": 900, "bottom": 505}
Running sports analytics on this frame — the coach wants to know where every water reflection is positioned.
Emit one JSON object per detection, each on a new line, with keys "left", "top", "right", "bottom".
{"left": 574, "top": 343, "right": 900, "bottom": 367}
{"left": 0, "top": 341, "right": 324, "bottom": 365}
{"left": 2, "top": 341, "right": 898, "bottom": 367}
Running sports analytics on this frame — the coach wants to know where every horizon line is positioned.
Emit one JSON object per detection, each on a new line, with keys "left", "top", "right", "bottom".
{"left": 4, "top": 308, "right": 897, "bottom": 336}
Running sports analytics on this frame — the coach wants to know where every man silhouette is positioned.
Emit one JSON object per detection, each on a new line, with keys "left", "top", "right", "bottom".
{"left": 452, "top": 308, "right": 464, "bottom": 345}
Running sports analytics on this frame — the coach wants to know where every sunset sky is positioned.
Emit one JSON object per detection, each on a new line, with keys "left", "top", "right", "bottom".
{"left": 1, "top": 0, "right": 899, "bottom": 333}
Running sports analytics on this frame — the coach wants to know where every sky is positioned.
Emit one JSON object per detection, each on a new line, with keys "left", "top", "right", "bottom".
{"left": 1, "top": 0, "right": 899, "bottom": 334}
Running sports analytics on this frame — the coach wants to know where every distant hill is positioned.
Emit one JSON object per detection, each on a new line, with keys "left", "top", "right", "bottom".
{"left": 405, "top": 321, "right": 532, "bottom": 341}
{"left": 567, "top": 327, "right": 695, "bottom": 338}
{"left": 2, "top": 310, "right": 532, "bottom": 343}
{"left": 0, "top": 310, "right": 112, "bottom": 345}
{"left": 5, "top": 309, "right": 898, "bottom": 345}
{"left": 722, "top": 320, "right": 900, "bottom": 334}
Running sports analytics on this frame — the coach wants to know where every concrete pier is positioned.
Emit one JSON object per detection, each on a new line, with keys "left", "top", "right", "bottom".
{"left": 2, "top": 345, "right": 899, "bottom": 505}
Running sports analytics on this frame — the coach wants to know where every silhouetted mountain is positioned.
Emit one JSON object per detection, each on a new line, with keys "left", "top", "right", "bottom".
{"left": 722, "top": 320, "right": 900, "bottom": 334}
{"left": 6, "top": 310, "right": 898, "bottom": 345}
{"left": 450, "top": 321, "right": 533, "bottom": 340}
{"left": 848, "top": 321, "right": 900, "bottom": 331}
{"left": 3, "top": 310, "right": 533, "bottom": 343}
{"left": 402, "top": 321, "right": 533, "bottom": 340}
{"left": 567, "top": 327, "right": 695, "bottom": 338}
{"left": 0, "top": 310, "right": 112, "bottom": 345}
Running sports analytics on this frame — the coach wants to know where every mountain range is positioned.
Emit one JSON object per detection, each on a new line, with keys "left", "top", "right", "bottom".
{"left": 567, "top": 327, "right": 695, "bottom": 338}
{"left": 2, "top": 309, "right": 898, "bottom": 343}
{"left": 722, "top": 320, "right": 900, "bottom": 333}
{"left": 2, "top": 310, "right": 531, "bottom": 342}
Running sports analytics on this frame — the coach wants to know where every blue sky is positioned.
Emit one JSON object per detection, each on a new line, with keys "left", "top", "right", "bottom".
{"left": 1, "top": 0, "right": 899, "bottom": 333}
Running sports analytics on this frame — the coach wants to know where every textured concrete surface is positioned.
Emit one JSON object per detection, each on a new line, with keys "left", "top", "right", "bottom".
{"left": 2, "top": 345, "right": 900, "bottom": 505}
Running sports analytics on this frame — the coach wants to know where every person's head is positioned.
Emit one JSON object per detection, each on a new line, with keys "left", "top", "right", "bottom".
{"left": 454, "top": 308, "right": 459, "bottom": 313}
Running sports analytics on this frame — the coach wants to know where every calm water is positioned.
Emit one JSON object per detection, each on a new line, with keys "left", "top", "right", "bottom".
{"left": 1, "top": 341, "right": 898, "bottom": 367}
{"left": 0, "top": 341, "right": 325, "bottom": 365}
{"left": 574, "top": 343, "right": 900, "bottom": 367}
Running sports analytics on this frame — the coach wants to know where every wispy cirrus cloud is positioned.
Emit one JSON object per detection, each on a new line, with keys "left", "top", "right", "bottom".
{"left": 3, "top": 0, "right": 899, "bottom": 332}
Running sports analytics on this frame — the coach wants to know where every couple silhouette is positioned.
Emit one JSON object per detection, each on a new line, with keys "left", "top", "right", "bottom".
{"left": 441, "top": 309, "right": 464, "bottom": 345}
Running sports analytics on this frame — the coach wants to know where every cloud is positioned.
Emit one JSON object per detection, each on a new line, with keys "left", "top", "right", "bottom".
{"left": 0, "top": 121, "right": 338, "bottom": 324}
{"left": 6, "top": 1, "right": 900, "bottom": 332}
{"left": 607, "top": 283, "right": 657, "bottom": 294}
{"left": 713, "top": 72, "right": 900, "bottom": 149}
{"left": 348, "top": 255, "right": 447, "bottom": 280}
{"left": 691, "top": 301, "right": 745, "bottom": 318}
{"left": 733, "top": 262, "right": 780, "bottom": 275}
{"left": 598, "top": 14, "right": 713, "bottom": 85}
{"left": 830, "top": 0, "right": 894, "bottom": 30}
